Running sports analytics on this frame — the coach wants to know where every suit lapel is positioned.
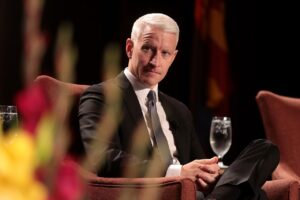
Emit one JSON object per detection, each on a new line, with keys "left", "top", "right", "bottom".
{"left": 115, "top": 72, "right": 189, "bottom": 162}
{"left": 115, "top": 72, "right": 153, "bottom": 155}
{"left": 116, "top": 72, "right": 143, "bottom": 122}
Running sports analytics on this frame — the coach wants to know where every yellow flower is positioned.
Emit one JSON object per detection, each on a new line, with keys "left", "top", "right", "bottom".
{"left": 0, "top": 144, "right": 11, "bottom": 180}
{"left": 0, "top": 186, "right": 23, "bottom": 200}
{"left": 25, "top": 180, "right": 48, "bottom": 200}
{"left": 2, "top": 130, "right": 36, "bottom": 187}
{"left": 0, "top": 129, "right": 48, "bottom": 199}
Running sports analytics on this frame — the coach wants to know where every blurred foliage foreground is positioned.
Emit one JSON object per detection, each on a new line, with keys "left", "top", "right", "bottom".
{"left": 0, "top": 81, "right": 85, "bottom": 200}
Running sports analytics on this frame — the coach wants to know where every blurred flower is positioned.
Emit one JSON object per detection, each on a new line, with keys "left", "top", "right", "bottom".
{"left": 15, "top": 83, "right": 51, "bottom": 135}
{"left": 48, "top": 157, "right": 84, "bottom": 200}
{"left": 12, "top": 0, "right": 87, "bottom": 198}
{"left": 0, "top": 129, "right": 48, "bottom": 200}
{"left": 0, "top": 81, "right": 86, "bottom": 200}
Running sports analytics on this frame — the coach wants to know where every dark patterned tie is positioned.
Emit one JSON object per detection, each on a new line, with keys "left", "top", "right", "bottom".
{"left": 147, "top": 90, "right": 172, "bottom": 166}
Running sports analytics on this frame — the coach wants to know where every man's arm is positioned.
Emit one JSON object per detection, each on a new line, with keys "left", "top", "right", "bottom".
{"left": 78, "top": 84, "right": 151, "bottom": 177}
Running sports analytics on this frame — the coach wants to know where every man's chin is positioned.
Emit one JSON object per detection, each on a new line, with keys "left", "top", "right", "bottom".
{"left": 141, "top": 78, "right": 159, "bottom": 88}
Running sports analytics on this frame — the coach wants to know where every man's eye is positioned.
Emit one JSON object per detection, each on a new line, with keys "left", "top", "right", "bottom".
{"left": 162, "top": 51, "right": 171, "bottom": 58}
{"left": 142, "top": 46, "right": 151, "bottom": 52}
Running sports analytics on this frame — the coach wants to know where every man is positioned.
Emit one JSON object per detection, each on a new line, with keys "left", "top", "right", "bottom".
{"left": 79, "top": 13, "right": 279, "bottom": 199}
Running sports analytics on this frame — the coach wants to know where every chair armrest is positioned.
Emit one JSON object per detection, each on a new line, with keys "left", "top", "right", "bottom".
{"left": 273, "top": 163, "right": 300, "bottom": 181}
{"left": 77, "top": 161, "right": 196, "bottom": 200}
{"left": 85, "top": 175, "right": 196, "bottom": 200}
{"left": 262, "top": 179, "right": 300, "bottom": 200}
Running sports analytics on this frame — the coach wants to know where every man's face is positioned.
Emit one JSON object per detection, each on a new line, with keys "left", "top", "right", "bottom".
{"left": 126, "top": 26, "right": 178, "bottom": 88}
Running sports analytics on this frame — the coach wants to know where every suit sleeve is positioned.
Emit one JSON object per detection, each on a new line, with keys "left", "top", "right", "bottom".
{"left": 78, "top": 84, "right": 151, "bottom": 177}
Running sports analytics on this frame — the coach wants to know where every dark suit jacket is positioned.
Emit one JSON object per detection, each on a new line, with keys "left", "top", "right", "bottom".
{"left": 78, "top": 71, "right": 206, "bottom": 177}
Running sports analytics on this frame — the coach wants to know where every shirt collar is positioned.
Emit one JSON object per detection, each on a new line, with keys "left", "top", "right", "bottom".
{"left": 124, "top": 67, "right": 159, "bottom": 102}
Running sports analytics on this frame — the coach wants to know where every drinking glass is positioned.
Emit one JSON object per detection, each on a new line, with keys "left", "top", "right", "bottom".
{"left": 0, "top": 105, "right": 19, "bottom": 135}
{"left": 209, "top": 116, "right": 232, "bottom": 168}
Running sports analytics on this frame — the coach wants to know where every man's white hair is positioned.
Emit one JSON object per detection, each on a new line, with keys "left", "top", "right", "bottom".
{"left": 131, "top": 13, "right": 179, "bottom": 44}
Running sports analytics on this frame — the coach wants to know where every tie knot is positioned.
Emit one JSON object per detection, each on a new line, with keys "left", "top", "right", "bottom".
{"left": 147, "top": 90, "right": 157, "bottom": 104}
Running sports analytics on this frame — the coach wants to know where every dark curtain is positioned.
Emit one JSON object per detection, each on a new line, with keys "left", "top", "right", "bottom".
{"left": 1, "top": 0, "right": 299, "bottom": 161}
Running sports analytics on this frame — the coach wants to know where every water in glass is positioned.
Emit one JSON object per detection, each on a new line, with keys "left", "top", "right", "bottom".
{"left": 210, "top": 116, "right": 232, "bottom": 168}
{"left": 0, "top": 105, "right": 18, "bottom": 134}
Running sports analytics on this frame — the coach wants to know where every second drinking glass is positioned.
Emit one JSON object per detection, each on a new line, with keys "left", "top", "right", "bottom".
{"left": 209, "top": 116, "right": 232, "bottom": 169}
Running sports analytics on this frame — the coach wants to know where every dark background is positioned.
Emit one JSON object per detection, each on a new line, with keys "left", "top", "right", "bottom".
{"left": 0, "top": 0, "right": 299, "bottom": 163}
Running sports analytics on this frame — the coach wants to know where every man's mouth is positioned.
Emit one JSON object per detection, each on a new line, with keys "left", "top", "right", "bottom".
{"left": 145, "top": 68, "right": 160, "bottom": 75}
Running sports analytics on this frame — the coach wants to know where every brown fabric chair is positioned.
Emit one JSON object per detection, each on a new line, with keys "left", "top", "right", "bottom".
{"left": 262, "top": 179, "right": 299, "bottom": 200}
{"left": 34, "top": 75, "right": 197, "bottom": 200}
{"left": 256, "top": 90, "right": 300, "bottom": 200}
{"left": 84, "top": 173, "right": 196, "bottom": 200}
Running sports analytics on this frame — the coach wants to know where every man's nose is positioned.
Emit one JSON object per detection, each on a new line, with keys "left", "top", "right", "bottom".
{"left": 149, "top": 53, "right": 161, "bottom": 66}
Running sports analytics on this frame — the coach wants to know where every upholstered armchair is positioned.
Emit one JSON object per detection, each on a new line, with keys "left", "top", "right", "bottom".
{"left": 34, "top": 75, "right": 197, "bottom": 200}
{"left": 35, "top": 76, "right": 297, "bottom": 200}
{"left": 85, "top": 174, "right": 196, "bottom": 200}
{"left": 257, "top": 90, "right": 300, "bottom": 200}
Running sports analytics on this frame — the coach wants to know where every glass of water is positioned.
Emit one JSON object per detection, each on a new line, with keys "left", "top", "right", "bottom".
{"left": 0, "top": 105, "right": 19, "bottom": 135}
{"left": 209, "top": 116, "right": 232, "bottom": 168}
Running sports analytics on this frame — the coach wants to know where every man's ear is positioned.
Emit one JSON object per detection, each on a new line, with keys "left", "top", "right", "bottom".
{"left": 170, "top": 50, "right": 178, "bottom": 63}
{"left": 126, "top": 38, "right": 133, "bottom": 58}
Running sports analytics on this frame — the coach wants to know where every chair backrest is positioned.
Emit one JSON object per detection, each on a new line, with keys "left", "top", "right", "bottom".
{"left": 34, "top": 75, "right": 90, "bottom": 159}
{"left": 256, "top": 90, "right": 300, "bottom": 179}
{"left": 34, "top": 75, "right": 89, "bottom": 99}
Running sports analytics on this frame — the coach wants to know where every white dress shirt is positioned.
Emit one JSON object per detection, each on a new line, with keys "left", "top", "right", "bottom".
{"left": 124, "top": 68, "right": 182, "bottom": 176}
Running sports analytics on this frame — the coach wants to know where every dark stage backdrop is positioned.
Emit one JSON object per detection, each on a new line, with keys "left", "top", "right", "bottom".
{"left": 0, "top": 0, "right": 299, "bottom": 163}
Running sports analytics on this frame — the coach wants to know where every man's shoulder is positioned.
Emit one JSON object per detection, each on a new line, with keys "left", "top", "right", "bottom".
{"left": 84, "top": 77, "right": 119, "bottom": 93}
{"left": 82, "top": 83, "right": 103, "bottom": 96}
